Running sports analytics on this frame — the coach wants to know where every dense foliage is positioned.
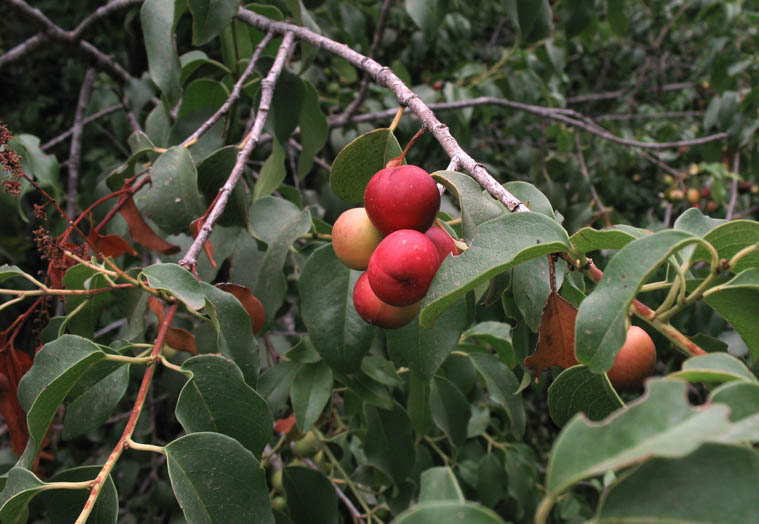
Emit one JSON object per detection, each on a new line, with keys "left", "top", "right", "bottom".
{"left": 0, "top": 1, "right": 757, "bottom": 523}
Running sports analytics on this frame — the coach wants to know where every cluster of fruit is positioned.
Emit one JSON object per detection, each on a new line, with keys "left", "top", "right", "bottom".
{"left": 332, "top": 165, "right": 458, "bottom": 329}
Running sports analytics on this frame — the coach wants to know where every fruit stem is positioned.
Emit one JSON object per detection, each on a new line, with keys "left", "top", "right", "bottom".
{"left": 388, "top": 106, "right": 404, "bottom": 133}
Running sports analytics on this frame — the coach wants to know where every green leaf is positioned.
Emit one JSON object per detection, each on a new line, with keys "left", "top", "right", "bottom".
{"left": 709, "top": 381, "right": 759, "bottom": 422}
{"left": 545, "top": 379, "right": 734, "bottom": 499}
{"left": 432, "top": 171, "right": 504, "bottom": 243}
{"left": 62, "top": 361, "right": 129, "bottom": 440}
{"left": 106, "top": 132, "right": 157, "bottom": 189}
{"left": 405, "top": 0, "right": 450, "bottom": 39}
{"left": 0, "top": 265, "right": 27, "bottom": 284}
{"left": 392, "top": 501, "right": 506, "bottom": 524}
{"left": 200, "top": 282, "right": 260, "bottom": 386}
{"left": 548, "top": 365, "right": 624, "bottom": 427}
{"left": 670, "top": 352, "right": 758, "bottom": 384}
{"left": 165, "top": 432, "right": 274, "bottom": 524}
{"left": 689, "top": 219, "right": 759, "bottom": 273}
{"left": 296, "top": 80, "right": 328, "bottom": 178}
{"left": 505, "top": 0, "right": 550, "bottom": 37}
{"left": 418, "top": 467, "right": 464, "bottom": 503}
{"left": 593, "top": 443, "right": 759, "bottom": 524}
{"left": 477, "top": 454, "right": 508, "bottom": 508}
{"left": 337, "top": 370, "right": 393, "bottom": 410}
{"left": 469, "top": 353, "right": 526, "bottom": 440}
{"left": 136, "top": 146, "right": 205, "bottom": 235}
{"left": 387, "top": 299, "right": 467, "bottom": 380}
{"left": 299, "top": 245, "right": 375, "bottom": 373}
{"left": 407, "top": 373, "right": 433, "bottom": 435}
{"left": 282, "top": 466, "right": 338, "bottom": 524}
{"left": 430, "top": 376, "right": 471, "bottom": 447}
{"left": 62, "top": 264, "right": 112, "bottom": 338}
{"left": 260, "top": 63, "right": 305, "bottom": 145}
{"left": 607, "top": 0, "right": 628, "bottom": 35}
{"left": 569, "top": 225, "right": 649, "bottom": 254}
{"left": 179, "top": 50, "right": 231, "bottom": 84}
{"left": 329, "top": 128, "right": 402, "bottom": 203}
{"left": 291, "top": 361, "right": 333, "bottom": 433}
{"left": 703, "top": 269, "right": 759, "bottom": 359}
{"left": 176, "top": 355, "right": 272, "bottom": 458}
{"left": 461, "top": 321, "right": 515, "bottom": 368}
{"left": 9, "top": 134, "right": 60, "bottom": 197}
{"left": 512, "top": 256, "right": 563, "bottom": 333}
{"left": 0, "top": 467, "right": 44, "bottom": 522}
{"left": 178, "top": 78, "right": 229, "bottom": 118}
{"left": 17, "top": 335, "right": 106, "bottom": 468}
{"left": 673, "top": 205, "right": 725, "bottom": 237}
{"left": 254, "top": 140, "right": 286, "bottom": 200}
{"left": 140, "top": 263, "right": 206, "bottom": 310}
{"left": 188, "top": 0, "right": 238, "bottom": 45}
{"left": 575, "top": 230, "right": 698, "bottom": 372}
{"left": 503, "top": 181, "right": 554, "bottom": 218}
{"left": 141, "top": 0, "right": 182, "bottom": 107}
{"left": 564, "top": 0, "right": 594, "bottom": 38}
{"left": 420, "top": 212, "right": 571, "bottom": 329}
{"left": 364, "top": 402, "right": 416, "bottom": 485}
{"left": 196, "top": 146, "right": 249, "bottom": 228}
{"left": 39, "top": 466, "right": 119, "bottom": 524}
{"left": 361, "top": 355, "right": 403, "bottom": 387}
{"left": 257, "top": 361, "right": 299, "bottom": 415}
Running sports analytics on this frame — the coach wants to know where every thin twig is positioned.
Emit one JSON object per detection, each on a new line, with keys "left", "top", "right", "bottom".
{"left": 41, "top": 104, "right": 122, "bottom": 150}
{"left": 181, "top": 30, "right": 276, "bottom": 147}
{"left": 67, "top": 68, "right": 97, "bottom": 219}
{"left": 565, "top": 82, "right": 694, "bottom": 104}
{"left": 179, "top": 32, "right": 297, "bottom": 270}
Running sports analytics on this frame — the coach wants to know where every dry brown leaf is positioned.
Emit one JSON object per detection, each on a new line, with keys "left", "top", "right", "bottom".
{"left": 0, "top": 348, "right": 33, "bottom": 454}
{"left": 119, "top": 198, "right": 180, "bottom": 255}
{"left": 166, "top": 327, "right": 198, "bottom": 355}
{"left": 524, "top": 291, "right": 579, "bottom": 380}
{"left": 216, "top": 283, "right": 266, "bottom": 335}
{"left": 88, "top": 230, "right": 137, "bottom": 258}
{"left": 274, "top": 414, "right": 296, "bottom": 435}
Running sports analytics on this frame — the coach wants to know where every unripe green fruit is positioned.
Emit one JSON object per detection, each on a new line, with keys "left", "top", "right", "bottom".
{"left": 271, "top": 496, "right": 287, "bottom": 512}
{"left": 292, "top": 431, "right": 321, "bottom": 458}
{"left": 270, "top": 469, "right": 283, "bottom": 492}
{"left": 606, "top": 326, "right": 656, "bottom": 391}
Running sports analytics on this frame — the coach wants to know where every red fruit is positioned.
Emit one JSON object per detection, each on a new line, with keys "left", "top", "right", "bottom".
{"left": 332, "top": 208, "right": 383, "bottom": 270}
{"left": 353, "top": 273, "right": 420, "bottom": 329}
{"left": 364, "top": 165, "right": 440, "bottom": 235}
{"left": 424, "top": 226, "right": 457, "bottom": 264}
{"left": 367, "top": 229, "right": 440, "bottom": 306}
{"left": 607, "top": 326, "right": 657, "bottom": 391}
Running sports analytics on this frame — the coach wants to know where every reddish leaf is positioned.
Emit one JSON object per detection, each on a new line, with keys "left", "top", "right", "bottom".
{"left": 190, "top": 216, "right": 216, "bottom": 268}
{"left": 47, "top": 241, "right": 82, "bottom": 289}
{"left": 0, "top": 348, "right": 33, "bottom": 454}
{"left": 274, "top": 414, "right": 296, "bottom": 434}
{"left": 88, "top": 229, "right": 137, "bottom": 258}
{"left": 147, "top": 295, "right": 165, "bottom": 323}
{"left": 524, "top": 291, "right": 579, "bottom": 380}
{"left": 119, "top": 197, "right": 180, "bottom": 255}
{"left": 166, "top": 327, "right": 198, "bottom": 355}
{"left": 216, "top": 283, "right": 266, "bottom": 334}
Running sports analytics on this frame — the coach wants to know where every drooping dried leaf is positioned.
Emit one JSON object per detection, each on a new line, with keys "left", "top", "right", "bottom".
{"left": 119, "top": 197, "right": 180, "bottom": 255}
{"left": 0, "top": 348, "right": 33, "bottom": 454}
{"left": 274, "top": 414, "right": 296, "bottom": 434}
{"left": 88, "top": 229, "right": 137, "bottom": 258}
{"left": 166, "top": 327, "right": 198, "bottom": 355}
{"left": 47, "top": 241, "right": 82, "bottom": 289}
{"left": 216, "top": 283, "right": 266, "bottom": 335}
{"left": 147, "top": 295, "right": 165, "bottom": 323}
{"left": 190, "top": 216, "right": 216, "bottom": 268}
{"left": 524, "top": 291, "right": 579, "bottom": 380}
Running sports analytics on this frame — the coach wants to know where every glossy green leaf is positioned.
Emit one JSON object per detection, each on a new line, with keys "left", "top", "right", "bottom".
{"left": 254, "top": 141, "right": 286, "bottom": 200}
{"left": 469, "top": 353, "right": 526, "bottom": 439}
{"left": 176, "top": 355, "right": 272, "bottom": 458}
{"left": 17, "top": 335, "right": 106, "bottom": 468}
{"left": 461, "top": 321, "right": 515, "bottom": 368}
{"left": 430, "top": 376, "right": 471, "bottom": 447}
{"left": 545, "top": 379, "right": 734, "bottom": 499}
{"left": 364, "top": 402, "right": 415, "bottom": 485}
{"left": 670, "top": 352, "right": 757, "bottom": 384}
{"left": 282, "top": 466, "right": 338, "bottom": 524}
{"left": 291, "top": 361, "right": 333, "bottom": 432}
{"left": 432, "top": 171, "right": 503, "bottom": 243}
{"left": 140, "top": 263, "right": 206, "bottom": 310}
{"left": 418, "top": 467, "right": 464, "bottom": 503}
{"left": 329, "top": 128, "right": 402, "bottom": 203}
{"left": 575, "top": 230, "right": 698, "bottom": 372}
{"left": 392, "top": 501, "right": 506, "bottom": 524}
{"left": 299, "top": 245, "right": 375, "bottom": 373}
{"left": 405, "top": 0, "right": 450, "bottom": 39}
{"left": 40, "top": 466, "right": 119, "bottom": 524}
{"left": 569, "top": 225, "right": 649, "bottom": 254}
{"left": 137, "top": 146, "right": 205, "bottom": 235}
{"left": 703, "top": 269, "right": 759, "bottom": 359}
{"left": 200, "top": 282, "right": 260, "bottom": 386}
{"left": 188, "top": 0, "right": 238, "bottom": 45}
{"left": 593, "top": 443, "right": 759, "bottom": 524}
{"left": 548, "top": 365, "right": 624, "bottom": 427}
{"left": 141, "top": 0, "right": 181, "bottom": 107}
{"left": 420, "top": 212, "right": 571, "bottom": 329}
{"left": 387, "top": 299, "right": 467, "bottom": 380}
{"left": 165, "top": 432, "right": 274, "bottom": 524}
{"left": 62, "top": 361, "right": 129, "bottom": 440}
{"left": 297, "top": 80, "right": 328, "bottom": 178}
{"left": 196, "top": 146, "right": 249, "bottom": 228}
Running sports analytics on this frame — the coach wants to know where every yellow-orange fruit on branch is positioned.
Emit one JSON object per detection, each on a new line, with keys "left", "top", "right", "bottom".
{"left": 606, "top": 326, "right": 657, "bottom": 391}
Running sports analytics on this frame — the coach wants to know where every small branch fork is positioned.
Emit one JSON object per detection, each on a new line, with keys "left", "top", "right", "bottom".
{"left": 179, "top": 32, "right": 297, "bottom": 270}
